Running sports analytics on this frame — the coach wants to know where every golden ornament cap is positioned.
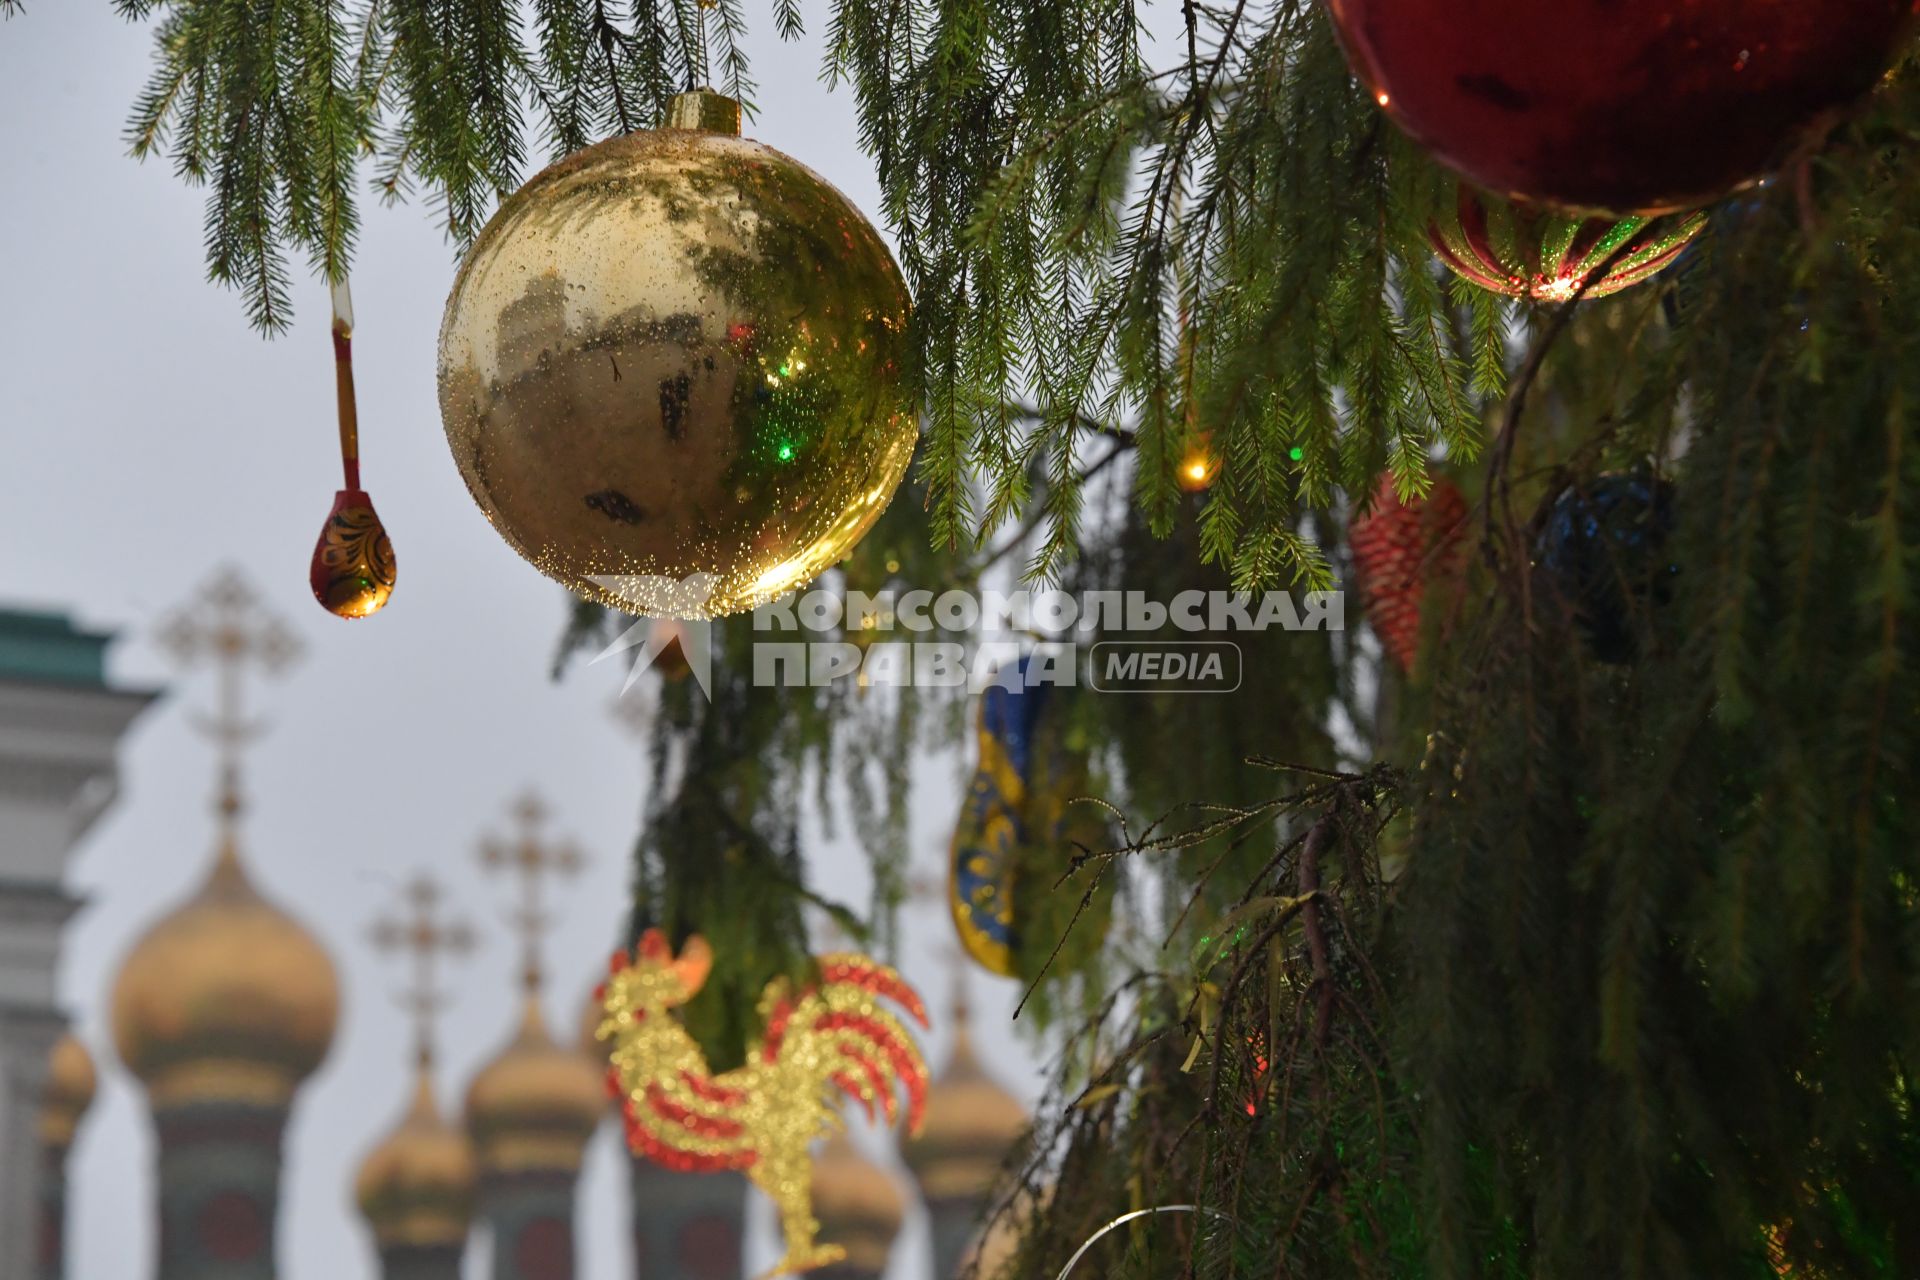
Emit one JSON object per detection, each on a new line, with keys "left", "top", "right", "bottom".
{"left": 665, "top": 88, "right": 742, "bottom": 136}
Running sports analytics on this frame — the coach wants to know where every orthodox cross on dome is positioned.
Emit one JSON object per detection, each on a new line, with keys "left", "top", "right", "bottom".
{"left": 902, "top": 873, "right": 981, "bottom": 1034}
{"left": 919, "top": 943, "right": 980, "bottom": 1060}
{"left": 812, "top": 914, "right": 862, "bottom": 954}
{"left": 478, "top": 791, "right": 584, "bottom": 1000}
{"left": 943, "top": 946, "right": 974, "bottom": 1029}
{"left": 153, "top": 566, "right": 303, "bottom": 829}
{"left": 370, "top": 873, "right": 475, "bottom": 1073}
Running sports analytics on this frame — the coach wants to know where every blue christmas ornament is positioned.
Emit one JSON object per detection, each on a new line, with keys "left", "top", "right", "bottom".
{"left": 1535, "top": 473, "right": 1677, "bottom": 664}
{"left": 949, "top": 657, "right": 1050, "bottom": 976}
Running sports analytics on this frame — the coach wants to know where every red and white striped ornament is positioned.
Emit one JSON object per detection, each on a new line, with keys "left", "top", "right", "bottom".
{"left": 1348, "top": 475, "right": 1468, "bottom": 671}
{"left": 1430, "top": 183, "right": 1706, "bottom": 304}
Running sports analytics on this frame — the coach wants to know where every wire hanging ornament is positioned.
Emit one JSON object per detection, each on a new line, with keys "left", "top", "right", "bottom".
{"left": 694, "top": 0, "right": 717, "bottom": 90}
{"left": 309, "top": 278, "right": 397, "bottom": 618}
{"left": 1054, "top": 1205, "right": 1233, "bottom": 1280}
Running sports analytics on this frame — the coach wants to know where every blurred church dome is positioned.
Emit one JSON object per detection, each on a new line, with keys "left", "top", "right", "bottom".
{"left": 966, "top": 1204, "right": 1022, "bottom": 1280}
{"left": 40, "top": 1032, "right": 98, "bottom": 1149}
{"left": 110, "top": 839, "right": 340, "bottom": 1106}
{"left": 577, "top": 979, "right": 623, "bottom": 1123}
{"left": 356, "top": 1072, "right": 477, "bottom": 1250}
{"left": 963, "top": 1182, "right": 1050, "bottom": 1280}
{"left": 465, "top": 998, "right": 606, "bottom": 1174}
{"left": 811, "top": 1129, "right": 905, "bottom": 1273}
{"left": 902, "top": 990, "right": 1028, "bottom": 1202}
{"left": 579, "top": 980, "right": 612, "bottom": 1065}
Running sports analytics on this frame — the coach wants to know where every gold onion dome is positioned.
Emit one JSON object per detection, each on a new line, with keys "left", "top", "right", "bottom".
{"left": 966, "top": 1205, "right": 1023, "bottom": 1280}
{"left": 40, "top": 1033, "right": 98, "bottom": 1149}
{"left": 579, "top": 981, "right": 609, "bottom": 1063}
{"left": 356, "top": 1071, "right": 478, "bottom": 1249}
{"left": 465, "top": 997, "right": 606, "bottom": 1174}
{"left": 901, "top": 995, "right": 1028, "bottom": 1202}
{"left": 577, "top": 981, "right": 621, "bottom": 1114}
{"left": 110, "top": 839, "right": 340, "bottom": 1107}
{"left": 810, "top": 1130, "right": 905, "bottom": 1272}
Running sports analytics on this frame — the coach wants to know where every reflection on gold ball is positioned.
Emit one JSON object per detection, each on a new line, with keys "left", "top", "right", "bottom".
{"left": 437, "top": 91, "right": 917, "bottom": 619}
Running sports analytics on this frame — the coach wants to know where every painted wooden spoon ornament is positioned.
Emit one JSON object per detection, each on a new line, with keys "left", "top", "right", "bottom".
{"left": 309, "top": 279, "right": 397, "bottom": 619}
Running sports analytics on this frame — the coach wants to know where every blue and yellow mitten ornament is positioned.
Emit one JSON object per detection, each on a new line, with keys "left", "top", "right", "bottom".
{"left": 948, "top": 660, "right": 1047, "bottom": 976}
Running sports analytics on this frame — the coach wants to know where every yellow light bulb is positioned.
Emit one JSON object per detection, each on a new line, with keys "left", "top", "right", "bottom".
{"left": 1177, "top": 447, "right": 1219, "bottom": 493}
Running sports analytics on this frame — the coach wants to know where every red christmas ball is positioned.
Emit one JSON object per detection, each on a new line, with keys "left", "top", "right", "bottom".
{"left": 1430, "top": 184, "right": 1707, "bottom": 303}
{"left": 1326, "top": 0, "right": 1916, "bottom": 214}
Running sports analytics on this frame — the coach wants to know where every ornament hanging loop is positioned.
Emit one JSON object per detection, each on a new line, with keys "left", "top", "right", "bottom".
{"left": 665, "top": 86, "right": 741, "bottom": 135}
{"left": 330, "top": 278, "right": 360, "bottom": 490}
{"left": 694, "top": 0, "right": 718, "bottom": 92}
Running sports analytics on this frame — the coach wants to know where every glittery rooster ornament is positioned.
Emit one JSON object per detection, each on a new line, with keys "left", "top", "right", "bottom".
{"left": 597, "top": 930, "right": 930, "bottom": 1279}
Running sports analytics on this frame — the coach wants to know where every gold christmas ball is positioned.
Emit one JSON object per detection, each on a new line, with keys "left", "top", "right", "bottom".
{"left": 438, "top": 90, "right": 917, "bottom": 619}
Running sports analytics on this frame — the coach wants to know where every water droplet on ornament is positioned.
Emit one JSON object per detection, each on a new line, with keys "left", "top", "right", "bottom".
{"left": 309, "top": 489, "right": 397, "bottom": 619}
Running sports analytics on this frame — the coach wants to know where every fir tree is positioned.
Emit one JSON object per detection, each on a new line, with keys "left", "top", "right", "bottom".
{"left": 55, "top": 0, "right": 1920, "bottom": 1272}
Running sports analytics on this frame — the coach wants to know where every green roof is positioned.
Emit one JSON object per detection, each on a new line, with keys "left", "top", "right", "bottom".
{"left": 0, "top": 610, "right": 115, "bottom": 687}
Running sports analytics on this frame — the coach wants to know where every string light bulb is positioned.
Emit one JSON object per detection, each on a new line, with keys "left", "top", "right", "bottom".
{"left": 1177, "top": 436, "right": 1221, "bottom": 493}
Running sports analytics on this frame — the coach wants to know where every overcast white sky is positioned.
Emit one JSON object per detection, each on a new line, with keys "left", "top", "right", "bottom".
{"left": 0, "top": 7, "right": 1059, "bottom": 1277}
